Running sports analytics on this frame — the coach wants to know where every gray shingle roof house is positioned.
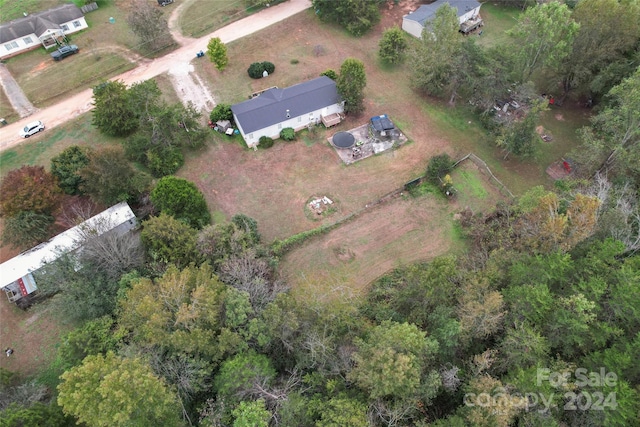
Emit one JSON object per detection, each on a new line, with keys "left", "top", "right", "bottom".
{"left": 231, "top": 76, "right": 344, "bottom": 148}
{"left": 0, "top": 4, "right": 88, "bottom": 59}
{"left": 402, "top": 0, "right": 481, "bottom": 39}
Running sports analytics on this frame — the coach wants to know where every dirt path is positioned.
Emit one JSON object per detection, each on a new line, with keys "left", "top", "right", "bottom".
{"left": 0, "top": 0, "right": 312, "bottom": 150}
{"left": 0, "top": 64, "right": 38, "bottom": 118}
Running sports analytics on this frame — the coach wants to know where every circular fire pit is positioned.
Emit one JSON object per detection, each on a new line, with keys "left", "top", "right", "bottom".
{"left": 332, "top": 131, "right": 355, "bottom": 149}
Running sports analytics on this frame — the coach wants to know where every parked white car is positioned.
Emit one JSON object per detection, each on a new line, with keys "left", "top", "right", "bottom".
{"left": 19, "top": 121, "right": 45, "bottom": 138}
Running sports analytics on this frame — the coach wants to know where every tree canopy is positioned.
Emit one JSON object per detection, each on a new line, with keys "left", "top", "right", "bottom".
{"left": 150, "top": 176, "right": 211, "bottom": 229}
{"left": 336, "top": 58, "right": 367, "bottom": 114}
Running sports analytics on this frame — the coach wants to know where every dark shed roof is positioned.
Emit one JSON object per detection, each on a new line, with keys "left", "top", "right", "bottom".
{"left": 231, "top": 76, "right": 342, "bottom": 134}
{"left": 0, "top": 4, "right": 83, "bottom": 43}
{"left": 404, "top": 0, "right": 481, "bottom": 26}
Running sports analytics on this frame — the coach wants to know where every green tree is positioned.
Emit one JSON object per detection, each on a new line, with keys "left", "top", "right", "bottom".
{"left": 210, "top": 103, "right": 233, "bottom": 123}
{"left": 231, "top": 399, "right": 270, "bottom": 427}
{"left": 496, "top": 322, "right": 550, "bottom": 372}
{"left": 206, "top": 37, "right": 228, "bottom": 71}
{"left": 312, "top": 0, "right": 381, "bottom": 36}
{"left": 57, "top": 352, "right": 182, "bottom": 427}
{"left": 141, "top": 213, "right": 201, "bottom": 268}
{"left": 92, "top": 80, "right": 140, "bottom": 137}
{"left": 117, "top": 264, "right": 226, "bottom": 358}
{"left": 79, "top": 145, "right": 151, "bottom": 206}
{"left": 378, "top": 26, "right": 407, "bottom": 65}
{"left": 1, "top": 402, "right": 70, "bottom": 427}
{"left": 50, "top": 145, "right": 91, "bottom": 195}
{"left": 0, "top": 166, "right": 61, "bottom": 217}
{"left": 411, "top": 3, "right": 460, "bottom": 97}
{"left": 150, "top": 176, "right": 211, "bottom": 229}
{"left": 508, "top": 1, "right": 579, "bottom": 82}
{"left": 336, "top": 58, "right": 367, "bottom": 114}
{"left": 557, "top": 0, "right": 640, "bottom": 101}
{"left": 1, "top": 211, "right": 54, "bottom": 250}
{"left": 576, "top": 70, "right": 640, "bottom": 184}
{"left": 316, "top": 395, "right": 368, "bottom": 427}
{"left": 496, "top": 98, "right": 547, "bottom": 158}
{"left": 57, "top": 316, "right": 121, "bottom": 369}
{"left": 127, "top": 0, "right": 175, "bottom": 54}
{"left": 349, "top": 320, "right": 438, "bottom": 400}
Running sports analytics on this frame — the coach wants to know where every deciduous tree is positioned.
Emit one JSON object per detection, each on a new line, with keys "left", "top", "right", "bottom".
{"left": 312, "top": 0, "right": 381, "bottom": 36}
{"left": 57, "top": 352, "right": 182, "bottom": 427}
{"left": 0, "top": 166, "right": 61, "bottom": 217}
{"left": 207, "top": 37, "right": 228, "bottom": 71}
{"left": 508, "top": 1, "right": 579, "bottom": 83}
{"left": 378, "top": 26, "right": 407, "bottom": 65}
{"left": 92, "top": 80, "right": 139, "bottom": 137}
{"left": 127, "top": 0, "right": 175, "bottom": 54}
{"left": 141, "top": 213, "right": 201, "bottom": 268}
{"left": 79, "top": 145, "right": 151, "bottom": 206}
{"left": 336, "top": 58, "right": 367, "bottom": 114}
{"left": 118, "top": 263, "right": 226, "bottom": 358}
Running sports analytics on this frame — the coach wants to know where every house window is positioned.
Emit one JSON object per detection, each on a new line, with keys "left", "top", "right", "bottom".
{"left": 61, "top": 24, "right": 69, "bottom": 31}
{"left": 278, "top": 123, "right": 282, "bottom": 130}
{"left": 4, "top": 41, "right": 18, "bottom": 50}
{"left": 73, "top": 20, "right": 82, "bottom": 28}
{"left": 297, "top": 116, "right": 301, "bottom": 122}
{"left": 23, "top": 36, "right": 33, "bottom": 44}
{"left": 249, "top": 133, "right": 253, "bottom": 139}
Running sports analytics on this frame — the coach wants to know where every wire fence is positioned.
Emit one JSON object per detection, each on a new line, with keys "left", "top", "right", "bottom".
{"left": 453, "top": 153, "right": 515, "bottom": 199}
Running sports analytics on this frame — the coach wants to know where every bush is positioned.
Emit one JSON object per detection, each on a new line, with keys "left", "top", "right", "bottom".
{"left": 247, "top": 61, "right": 276, "bottom": 79}
{"left": 426, "top": 154, "right": 454, "bottom": 184}
{"left": 210, "top": 104, "right": 233, "bottom": 123}
{"left": 262, "top": 61, "right": 275, "bottom": 74}
{"left": 280, "top": 128, "right": 295, "bottom": 141}
{"left": 320, "top": 69, "right": 338, "bottom": 80}
{"left": 258, "top": 136, "right": 274, "bottom": 148}
{"left": 248, "top": 62, "right": 264, "bottom": 79}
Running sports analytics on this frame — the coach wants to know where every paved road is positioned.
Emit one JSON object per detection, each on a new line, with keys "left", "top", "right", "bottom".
{"left": 0, "top": 0, "right": 312, "bottom": 151}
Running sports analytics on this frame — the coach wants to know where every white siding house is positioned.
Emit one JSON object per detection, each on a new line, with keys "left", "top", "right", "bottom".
{"left": 402, "top": 0, "right": 482, "bottom": 39}
{"left": 0, "top": 4, "right": 88, "bottom": 59}
{"left": 231, "top": 76, "right": 344, "bottom": 148}
{"left": 0, "top": 202, "right": 137, "bottom": 307}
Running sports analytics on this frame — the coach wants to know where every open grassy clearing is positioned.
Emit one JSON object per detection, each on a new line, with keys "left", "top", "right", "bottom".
{"left": 178, "top": 0, "right": 262, "bottom": 38}
{"left": 476, "top": 2, "right": 522, "bottom": 48}
{"left": 279, "top": 160, "right": 504, "bottom": 293}
{"left": 0, "top": 0, "right": 73, "bottom": 21}
{"left": 0, "top": 113, "right": 118, "bottom": 178}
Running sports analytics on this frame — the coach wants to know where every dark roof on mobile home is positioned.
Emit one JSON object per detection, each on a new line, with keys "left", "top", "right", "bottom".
{"left": 231, "top": 76, "right": 342, "bottom": 134}
{"left": 404, "top": 0, "right": 481, "bottom": 26}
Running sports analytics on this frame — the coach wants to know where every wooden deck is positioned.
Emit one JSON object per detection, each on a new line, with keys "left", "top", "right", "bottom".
{"left": 321, "top": 113, "right": 342, "bottom": 127}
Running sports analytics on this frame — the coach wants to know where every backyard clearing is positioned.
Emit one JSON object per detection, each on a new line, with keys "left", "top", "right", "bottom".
{"left": 280, "top": 194, "right": 453, "bottom": 296}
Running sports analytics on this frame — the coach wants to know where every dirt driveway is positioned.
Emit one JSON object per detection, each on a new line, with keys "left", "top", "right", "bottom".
{"left": 0, "top": 0, "right": 312, "bottom": 151}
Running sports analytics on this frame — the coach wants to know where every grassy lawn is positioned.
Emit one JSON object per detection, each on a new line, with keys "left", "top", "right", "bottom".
{"left": 178, "top": 0, "right": 263, "bottom": 38}
{"left": 0, "top": 86, "right": 20, "bottom": 124}
{"left": 476, "top": 1, "right": 523, "bottom": 48}
{"left": 0, "top": 0, "right": 74, "bottom": 21}
{"left": 0, "top": 113, "right": 118, "bottom": 178}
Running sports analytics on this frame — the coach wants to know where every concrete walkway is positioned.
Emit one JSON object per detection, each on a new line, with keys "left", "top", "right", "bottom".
{"left": 0, "top": 0, "right": 312, "bottom": 151}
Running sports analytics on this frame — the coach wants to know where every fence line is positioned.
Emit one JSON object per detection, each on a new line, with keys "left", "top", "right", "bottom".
{"left": 81, "top": 2, "right": 99, "bottom": 14}
{"left": 453, "top": 152, "right": 515, "bottom": 199}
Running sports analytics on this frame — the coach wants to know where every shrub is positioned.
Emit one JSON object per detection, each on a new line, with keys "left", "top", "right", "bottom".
{"left": 247, "top": 61, "right": 276, "bottom": 79}
{"left": 426, "top": 154, "right": 454, "bottom": 184}
{"left": 248, "top": 62, "right": 264, "bottom": 79}
{"left": 262, "top": 61, "right": 275, "bottom": 74}
{"left": 210, "top": 104, "right": 233, "bottom": 123}
{"left": 258, "top": 136, "right": 274, "bottom": 148}
{"left": 290, "top": 59, "right": 299, "bottom": 64}
{"left": 320, "top": 69, "right": 338, "bottom": 80}
{"left": 280, "top": 128, "right": 295, "bottom": 141}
